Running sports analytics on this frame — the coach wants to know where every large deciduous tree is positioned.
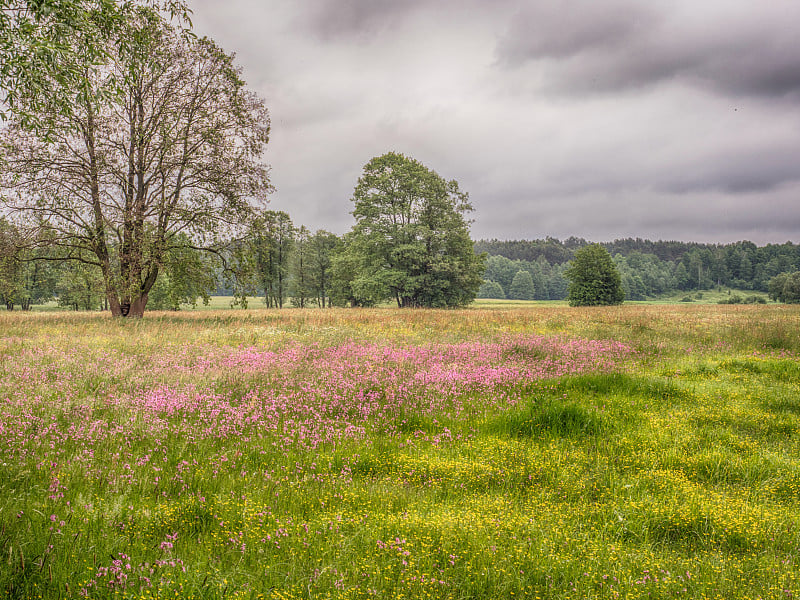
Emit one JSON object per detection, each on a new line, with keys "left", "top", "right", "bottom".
{"left": 565, "top": 244, "right": 625, "bottom": 306}
{"left": 0, "top": 8, "right": 271, "bottom": 317}
{"left": 345, "top": 152, "right": 485, "bottom": 308}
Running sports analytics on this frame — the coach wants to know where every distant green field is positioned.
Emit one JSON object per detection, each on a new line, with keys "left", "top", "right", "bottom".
{"left": 1, "top": 305, "right": 799, "bottom": 598}
{"left": 13, "top": 288, "right": 772, "bottom": 314}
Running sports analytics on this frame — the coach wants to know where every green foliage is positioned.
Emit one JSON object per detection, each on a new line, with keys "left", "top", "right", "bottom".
{"left": 0, "top": 219, "right": 58, "bottom": 310}
{"left": 565, "top": 244, "right": 625, "bottom": 306}
{"left": 483, "top": 255, "right": 519, "bottom": 292}
{"left": 508, "top": 269, "right": 535, "bottom": 300}
{"left": 613, "top": 251, "right": 676, "bottom": 300}
{"left": 718, "top": 294, "right": 767, "bottom": 305}
{"left": 477, "top": 238, "right": 800, "bottom": 297}
{"left": 345, "top": 152, "right": 485, "bottom": 307}
{"left": 0, "top": 0, "right": 190, "bottom": 131}
{"left": 328, "top": 236, "right": 374, "bottom": 307}
{"left": 769, "top": 271, "right": 800, "bottom": 303}
{"left": 0, "top": 221, "right": 28, "bottom": 309}
{"left": 147, "top": 242, "right": 216, "bottom": 311}
{"left": 226, "top": 211, "right": 295, "bottom": 309}
{"left": 254, "top": 211, "right": 294, "bottom": 308}
{"left": 477, "top": 279, "right": 505, "bottom": 299}
{"left": 55, "top": 261, "right": 105, "bottom": 311}
{"left": 305, "top": 230, "right": 339, "bottom": 307}
{"left": 289, "top": 226, "right": 312, "bottom": 308}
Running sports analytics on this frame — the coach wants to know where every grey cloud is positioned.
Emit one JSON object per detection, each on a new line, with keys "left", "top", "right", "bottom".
{"left": 471, "top": 184, "right": 800, "bottom": 245}
{"left": 650, "top": 138, "right": 800, "bottom": 196}
{"left": 660, "top": 163, "right": 800, "bottom": 196}
{"left": 496, "top": 1, "right": 653, "bottom": 63}
{"left": 301, "top": 0, "right": 428, "bottom": 40}
{"left": 496, "top": 1, "right": 800, "bottom": 99}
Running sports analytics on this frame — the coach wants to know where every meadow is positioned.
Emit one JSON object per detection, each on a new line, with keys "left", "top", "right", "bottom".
{"left": 1, "top": 304, "right": 799, "bottom": 599}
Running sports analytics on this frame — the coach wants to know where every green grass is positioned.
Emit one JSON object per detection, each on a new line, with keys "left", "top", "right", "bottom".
{"left": 0, "top": 305, "right": 799, "bottom": 599}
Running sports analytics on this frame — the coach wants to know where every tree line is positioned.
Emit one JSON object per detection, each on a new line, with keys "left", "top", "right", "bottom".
{"left": 476, "top": 238, "right": 800, "bottom": 301}
{"left": 1, "top": 150, "right": 485, "bottom": 312}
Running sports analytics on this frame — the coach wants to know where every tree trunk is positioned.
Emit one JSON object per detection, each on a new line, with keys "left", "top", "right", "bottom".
{"left": 128, "top": 294, "right": 148, "bottom": 318}
{"left": 108, "top": 294, "right": 123, "bottom": 317}
{"left": 108, "top": 295, "right": 145, "bottom": 317}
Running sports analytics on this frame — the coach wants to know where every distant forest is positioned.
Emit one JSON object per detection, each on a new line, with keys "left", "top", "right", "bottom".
{"left": 475, "top": 237, "right": 800, "bottom": 301}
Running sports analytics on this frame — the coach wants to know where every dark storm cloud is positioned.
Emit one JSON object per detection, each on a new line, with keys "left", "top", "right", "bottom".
{"left": 496, "top": 0, "right": 800, "bottom": 99}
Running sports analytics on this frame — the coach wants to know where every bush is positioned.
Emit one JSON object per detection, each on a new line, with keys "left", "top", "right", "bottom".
{"left": 718, "top": 295, "right": 767, "bottom": 305}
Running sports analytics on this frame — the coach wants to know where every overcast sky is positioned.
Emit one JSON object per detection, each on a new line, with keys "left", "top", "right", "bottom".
{"left": 190, "top": 0, "right": 800, "bottom": 244}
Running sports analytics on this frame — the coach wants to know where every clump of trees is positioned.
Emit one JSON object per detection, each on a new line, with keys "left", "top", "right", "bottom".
{"left": 479, "top": 255, "right": 567, "bottom": 301}
{"left": 769, "top": 272, "right": 800, "bottom": 304}
{"left": 477, "top": 279, "right": 505, "bottom": 299}
{"left": 718, "top": 294, "right": 766, "bottom": 305}
{"left": 564, "top": 244, "right": 625, "bottom": 307}
{"left": 2, "top": 148, "right": 489, "bottom": 313}
{"left": 333, "top": 152, "right": 485, "bottom": 308}
{"left": 227, "top": 212, "right": 341, "bottom": 310}
{"left": 508, "top": 270, "right": 536, "bottom": 300}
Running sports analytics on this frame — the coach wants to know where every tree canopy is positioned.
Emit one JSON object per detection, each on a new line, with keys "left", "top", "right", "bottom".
{"left": 769, "top": 272, "right": 800, "bottom": 304}
{"left": 343, "top": 152, "right": 485, "bottom": 308}
{"left": 565, "top": 244, "right": 625, "bottom": 306}
{"left": 477, "top": 279, "right": 505, "bottom": 300}
{"left": 1, "top": 0, "right": 190, "bottom": 130}
{"left": 508, "top": 270, "right": 535, "bottom": 300}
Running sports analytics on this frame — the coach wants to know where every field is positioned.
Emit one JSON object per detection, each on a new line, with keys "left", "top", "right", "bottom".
{"left": 1, "top": 304, "right": 799, "bottom": 599}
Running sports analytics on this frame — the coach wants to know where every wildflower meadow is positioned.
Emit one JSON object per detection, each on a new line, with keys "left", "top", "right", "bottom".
{"left": 1, "top": 304, "right": 800, "bottom": 599}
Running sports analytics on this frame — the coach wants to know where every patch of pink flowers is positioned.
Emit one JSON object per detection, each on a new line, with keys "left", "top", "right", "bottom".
{"left": 0, "top": 335, "right": 633, "bottom": 460}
